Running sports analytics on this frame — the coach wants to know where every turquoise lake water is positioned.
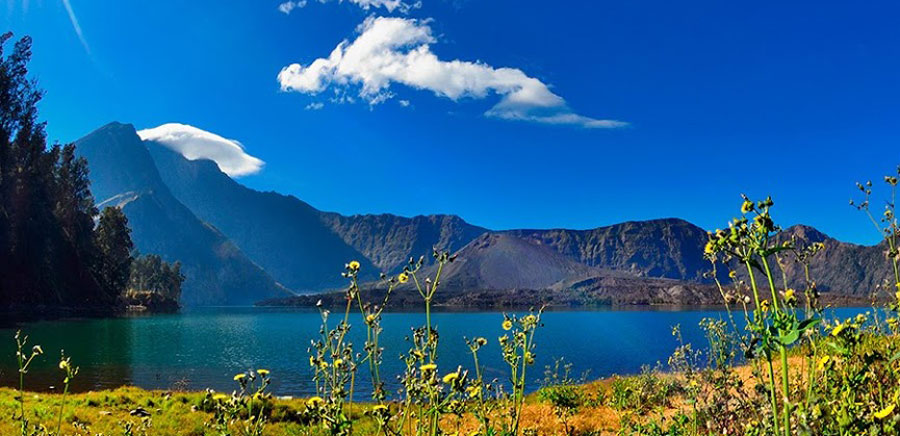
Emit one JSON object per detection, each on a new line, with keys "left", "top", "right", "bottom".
{"left": 0, "top": 306, "right": 871, "bottom": 396}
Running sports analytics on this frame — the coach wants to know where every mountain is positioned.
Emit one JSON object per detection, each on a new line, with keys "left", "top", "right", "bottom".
{"left": 502, "top": 218, "right": 711, "bottom": 282}
{"left": 77, "top": 122, "right": 896, "bottom": 307}
{"left": 145, "top": 143, "right": 377, "bottom": 291}
{"left": 75, "top": 122, "right": 288, "bottom": 305}
{"left": 320, "top": 213, "right": 488, "bottom": 272}
{"left": 767, "top": 225, "right": 896, "bottom": 296}
{"left": 264, "top": 231, "right": 722, "bottom": 307}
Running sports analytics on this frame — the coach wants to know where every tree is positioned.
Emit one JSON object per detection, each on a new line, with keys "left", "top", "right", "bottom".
{"left": 94, "top": 207, "right": 134, "bottom": 302}
{"left": 0, "top": 33, "right": 142, "bottom": 312}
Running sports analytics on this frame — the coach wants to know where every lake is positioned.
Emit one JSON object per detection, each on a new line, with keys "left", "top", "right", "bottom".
{"left": 0, "top": 306, "right": 871, "bottom": 397}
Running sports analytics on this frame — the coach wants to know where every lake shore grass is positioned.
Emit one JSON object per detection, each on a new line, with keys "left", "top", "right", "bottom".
{"left": 0, "top": 353, "right": 795, "bottom": 436}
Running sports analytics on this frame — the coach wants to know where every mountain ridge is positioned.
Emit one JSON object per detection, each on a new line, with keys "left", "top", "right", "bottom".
{"left": 75, "top": 122, "right": 289, "bottom": 305}
{"left": 75, "top": 121, "right": 898, "bottom": 305}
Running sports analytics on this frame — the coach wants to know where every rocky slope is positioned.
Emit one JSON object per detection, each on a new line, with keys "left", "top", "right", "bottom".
{"left": 146, "top": 143, "right": 376, "bottom": 291}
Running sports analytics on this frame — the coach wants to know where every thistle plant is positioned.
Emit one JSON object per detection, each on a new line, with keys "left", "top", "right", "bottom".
{"left": 14, "top": 330, "right": 43, "bottom": 436}
{"left": 851, "top": 168, "right": 900, "bottom": 311}
{"left": 308, "top": 280, "right": 359, "bottom": 436}
{"left": 55, "top": 351, "right": 78, "bottom": 436}
{"left": 705, "top": 196, "right": 820, "bottom": 436}
{"left": 499, "top": 307, "right": 545, "bottom": 435}
{"left": 206, "top": 369, "right": 272, "bottom": 436}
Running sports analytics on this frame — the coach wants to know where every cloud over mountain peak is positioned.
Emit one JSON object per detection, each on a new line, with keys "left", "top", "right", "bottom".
{"left": 137, "top": 123, "right": 264, "bottom": 177}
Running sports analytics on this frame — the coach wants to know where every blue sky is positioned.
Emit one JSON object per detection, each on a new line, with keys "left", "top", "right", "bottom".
{"left": 3, "top": 0, "right": 899, "bottom": 245}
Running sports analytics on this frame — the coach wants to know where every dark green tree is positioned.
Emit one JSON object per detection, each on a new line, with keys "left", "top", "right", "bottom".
{"left": 94, "top": 207, "right": 134, "bottom": 300}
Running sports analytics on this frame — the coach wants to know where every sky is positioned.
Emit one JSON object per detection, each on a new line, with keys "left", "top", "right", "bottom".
{"left": 2, "top": 0, "right": 899, "bottom": 245}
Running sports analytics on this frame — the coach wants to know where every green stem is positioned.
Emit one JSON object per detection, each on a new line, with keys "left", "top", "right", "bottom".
{"left": 56, "top": 382, "right": 69, "bottom": 436}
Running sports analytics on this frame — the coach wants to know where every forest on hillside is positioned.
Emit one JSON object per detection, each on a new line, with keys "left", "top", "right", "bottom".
{"left": 0, "top": 33, "right": 180, "bottom": 315}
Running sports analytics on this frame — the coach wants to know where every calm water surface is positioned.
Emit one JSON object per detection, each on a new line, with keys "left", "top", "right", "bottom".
{"left": 0, "top": 307, "right": 870, "bottom": 396}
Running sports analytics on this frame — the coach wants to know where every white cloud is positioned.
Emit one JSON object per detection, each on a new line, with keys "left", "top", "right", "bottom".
{"left": 278, "top": 0, "right": 418, "bottom": 14}
{"left": 305, "top": 102, "right": 325, "bottom": 110}
{"left": 398, "top": 99, "right": 410, "bottom": 107}
{"left": 277, "top": 17, "right": 626, "bottom": 128}
{"left": 137, "top": 123, "right": 265, "bottom": 177}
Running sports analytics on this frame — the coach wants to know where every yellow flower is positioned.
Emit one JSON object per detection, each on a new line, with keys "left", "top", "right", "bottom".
{"left": 334, "top": 358, "right": 344, "bottom": 368}
{"left": 874, "top": 404, "right": 895, "bottom": 420}
{"left": 502, "top": 320, "right": 513, "bottom": 331}
{"left": 704, "top": 241, "right": 715, "bottom": 254}
{"left": 213, "top": 394, "right": 228, "bottom": 401}
{"left": 233, "top": 373, "right": 246, "bottom": 381}
{"left": 442, "top": 372, "right": 460, "bottom": 384}
{"left": 58, "top": 360, "right": 69, "bottom": 370}
{"left": 728, "top": 270, "right": 737, "bottom": 279}
{"left": 420, "top": 363, "right": 437, "bottom": 372}
{"left": 741, "top": 200, "right": 754, "bottom": 214}
{"left": 348, "top": 260, "right": 361, "bottom": 271}
{"left": 831, "top": 323, "right": 846, "bottom": 337}
{"left": 816, "top": 355, "right": 830, "bottom": 371}
{"left": 373, "top": 404, "right": 388, "bottom": 412}
{"left": 309, "top": 356, "right": 316, "bottom": 367}
{"left": 306, "top": 396, "right": 324, "bottom": 408}
{"left": 397, "top": 272, "right": 409, "bottom": 284}
{"left": 760, "top": 300, "right": 770, "bottom": 312}
{"left": 783, "top": 289, "right": 795, "bottom": 301}
{"left": 257, "top": 369, "right": 270, "bottom": 376}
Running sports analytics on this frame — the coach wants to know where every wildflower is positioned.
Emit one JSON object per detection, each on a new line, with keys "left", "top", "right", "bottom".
{"left": 442, "top": 372, "right": 460, "bottom": 384}
{"left": 234, "top": 373, "right": 246, "bottom": 381}
{"left": 783, "top": 288, "right": 795, "bottom": 301}
{"left": 213, "top": 394, "right": 228, "bottom": 401}
{"left": 741, "top": 200, "right": 754, "bottom": 214}
{"left": 704, "top": 241, "right": 715, "bottom": 254}
{"left": 420, "top": 363, "right": 437, "bottom": 372}
{"left": 502, "top": 319, "right": 513, "bottom": 331}
{"left": 373, "top": 404, "right": 388, "bottom": 412}
{"left": 817, "top": 355, "right": 830, "bottom": 371}
{"left": 366, "top": 314, "right": 376, "bottom": 324}
{"left": 306, "top": 396, "right": 324, "bottom": 408}
{"left": 466, "top": 385, "right": 482, "bottom": 398}
{"left": 334, "top": 358, "right": 344, "bottom": 368}
{"left": 32, "top": 345, "right": 43, "bottom": 355}
{"left": 760, "top": 300, "right": 770, "bottom": 312}
{"left": 475, "top": 337, "right": 487, "bottom": 346}
{"left": 257, "top": 369, "right": 270, "bottom": 376}
{"left": 397, "top": 272, "right": 409, "bottom": 283}
{"left": 309, "top": 356, "right": 316, "bottom": 367}
{"left": 348, "top": 260, "right": 361, "bottom": 271}
{"left": 728, "top": 270, "right": 737, "bottom": 279}
{"left": 831, "top": 323, "right": 846, "bottom": 337}
{"left": 58, "top": 360, "right": 69, "bottom": 370}
{"left": 855, "top": 314, "right": 867, "bottom": 324}
{"left": 874, "top": 404, "right": 895, "bottom": 420}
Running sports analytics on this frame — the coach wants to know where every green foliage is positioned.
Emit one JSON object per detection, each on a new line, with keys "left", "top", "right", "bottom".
{"left": 0, "top": 33, "right": 137, "bottom": 311}
{"left": 128, "top": 254, "right": 184, "bottom": 301}
{"left": 538, "top": 359, "right": 584, "bottom": 436}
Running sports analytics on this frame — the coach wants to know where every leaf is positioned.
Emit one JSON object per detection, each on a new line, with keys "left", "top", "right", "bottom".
{"left": 778, "top": 328, "right": 801, "bottom": 346}
{"left": 798, "top": 317, "right": 822, "bottom": 331}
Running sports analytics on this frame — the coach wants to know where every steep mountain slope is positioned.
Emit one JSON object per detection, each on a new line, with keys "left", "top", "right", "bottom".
{"left": 320, "top": 213, "right": 488, "bottom": 272}
{"left": 768, "top": 225, "right": 896, "bottom": 296}
{"left": 503, "top": 219, "right": 711, "bottom": 282}
{"left": 75, "top": 122, "right": 287, "bottom": 305}
{"left": 145, "top": 143, "right": 375, "bottom": 291}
